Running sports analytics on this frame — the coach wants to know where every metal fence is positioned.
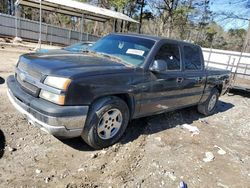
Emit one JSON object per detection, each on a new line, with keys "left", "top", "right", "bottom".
{"left": 202, "top": 48, "right": 250, "bottom": 90}
{"left": 0, "top": 13, "right": 99, "bottom": 45}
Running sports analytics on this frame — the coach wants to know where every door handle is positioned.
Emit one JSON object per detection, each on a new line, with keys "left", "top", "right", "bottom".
{"left": 176, "top": 77, "right": 184, "bottom": 83}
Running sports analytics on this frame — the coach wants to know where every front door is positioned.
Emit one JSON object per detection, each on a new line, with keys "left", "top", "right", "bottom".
{"left": 138, "top": 42, "right": 185, "bottom": 116}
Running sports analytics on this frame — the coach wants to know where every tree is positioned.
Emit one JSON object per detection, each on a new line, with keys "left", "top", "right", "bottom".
{"left": 149, "top": 0, "right": 179, "bottom": 37}
{"left": 228, "top": 28, "right": 247, "bottom": 51}
{"left": 191, "top": 0, "right": 213, "bottom": 43}
{"left": 173, "top": 4, "right": 193, "bottom": 40}
{"left": 211, "top": 0, "right": 250, "bottom": 52}
{"left": 0, "top": 0, "right": 14, "bottom": 15}
{"left": 0, "top": 0, "right": 8, "bottom": 14}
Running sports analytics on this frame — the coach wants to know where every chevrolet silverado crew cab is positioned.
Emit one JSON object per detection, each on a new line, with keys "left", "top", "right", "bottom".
{"left": 7, "top": 33, "right": 230, "bottom": 149}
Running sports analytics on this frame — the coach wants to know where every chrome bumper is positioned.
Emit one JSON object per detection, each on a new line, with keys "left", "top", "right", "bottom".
{"left": 7, "top": 89, "right": 88, "bottom": 138}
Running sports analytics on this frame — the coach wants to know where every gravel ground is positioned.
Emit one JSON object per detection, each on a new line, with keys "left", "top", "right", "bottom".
{"left": 0, "top": 44, "right": 250, "bottom": 188}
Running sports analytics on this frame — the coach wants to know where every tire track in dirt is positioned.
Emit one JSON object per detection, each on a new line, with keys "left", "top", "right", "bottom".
{"left": 71, "top": 120, "right": 149, "bottom": 187}
{"left": 102, "top": 120, "right": 148, "bottom": 186}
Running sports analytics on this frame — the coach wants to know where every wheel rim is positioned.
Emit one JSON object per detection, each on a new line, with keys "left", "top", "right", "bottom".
{"left": 97, "top": 108, "right": 123, "bottom": 140}
{"left": 208, "top": 94, "right": 217, "bottom": 111}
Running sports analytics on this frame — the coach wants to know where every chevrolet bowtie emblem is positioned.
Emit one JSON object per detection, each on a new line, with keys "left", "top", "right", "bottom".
{"left": 19, "top": 72, "right": 26, "bottom": 81}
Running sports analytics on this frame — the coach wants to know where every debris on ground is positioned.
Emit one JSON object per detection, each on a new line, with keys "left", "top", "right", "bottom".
{"left": 0, "top": 38, "right": 6, "bottom": 43}
{"left": 44, "top": 177, "right": 51, "bottom": 183}
{"left": 7, "top": 146, "right": 17, "bottom": 152}
{"left": 203, "top": 152, "right": 215, "bottom": 162}
{"left": 217, "top": 182, "right": 229, "bottom": 188}
{"left": 35, "top": 169, "right": 42, "bottom": 174}
{"left": 182, "top": 124, "right": 200, "bottom": 136}
{"left": 78, "top": 168, "right": 85, "bottom": 172}
{"left": 180, "top": 181, "right": 188, "bottom": 188}
{"left": 165, "top": 171, "right": 177, "bottom": 181}
{"left": 214, "top": 145, "right": 226, "bottom": 155}
{"left": 154, "top": 137, "right": 162, "bottom": 142}
{"left": 13, "top": 37, "right": 22, "bottom": 43}
{"left": 199, "top": 119, "right": 209, "bottom": 125}
{"left": 90, "top": 152, "right": 98, "bottom": 159}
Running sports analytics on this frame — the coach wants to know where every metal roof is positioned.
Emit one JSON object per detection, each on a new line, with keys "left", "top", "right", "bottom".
{"left": 15, "top": 0, "right": 139, "bottom": 23}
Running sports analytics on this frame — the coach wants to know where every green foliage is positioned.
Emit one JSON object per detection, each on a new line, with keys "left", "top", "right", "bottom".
{"left": 226, "top": 28, "right": 247, "bottom": 51}
{"left": 109, "top": 0, "right": 129, "bottom": 11}
{"left": 0, "top": 0, "right": 8, "bottom": 14}
{"left": 205, "top": 24, "right": 218, "bottom": 44}
{"left": 228, "top": 28, "right": 247, "bottom": 38}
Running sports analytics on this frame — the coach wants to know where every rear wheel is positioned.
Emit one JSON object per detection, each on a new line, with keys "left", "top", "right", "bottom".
{"left": 198, "top": 88, "right": 219, "bottom": 116}
{"left": 81, "top": 96, "right": 129, "bottom": 149}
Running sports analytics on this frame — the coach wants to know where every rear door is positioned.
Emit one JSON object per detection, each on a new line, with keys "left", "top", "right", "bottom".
{"left": 180, "top": 45, "right": 206, "bottom": 105}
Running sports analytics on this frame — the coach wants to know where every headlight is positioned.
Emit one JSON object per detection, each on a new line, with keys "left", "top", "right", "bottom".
{"left": 44, "top": 76, "right": 71, "bottom": 90}
{"left": 39, "top": 90, "right": 65, "bottom": 105}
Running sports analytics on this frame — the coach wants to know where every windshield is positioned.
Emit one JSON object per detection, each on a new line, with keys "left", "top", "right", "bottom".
{"left": 63, "top": 42, "right": 93, "bottom": 52}
{"left": 90, "top": 35, "right": 155, "bottom": 67}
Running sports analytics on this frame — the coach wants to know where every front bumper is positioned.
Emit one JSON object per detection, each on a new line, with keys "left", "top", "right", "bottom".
{"left": 7, "top": 75, "right": 89, "bottom": 138}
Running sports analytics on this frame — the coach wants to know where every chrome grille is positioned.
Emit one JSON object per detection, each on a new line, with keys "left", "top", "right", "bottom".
{"left": 16, "top": 61, "right": 42, "bottom": 96}
{"left": 16, "top": 73, "right": 39, "bottom": 95}
{"left": 18, "top": 61, "right": 42, "bottom": 79}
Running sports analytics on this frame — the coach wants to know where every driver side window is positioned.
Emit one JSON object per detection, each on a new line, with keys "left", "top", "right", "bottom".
{"left": 155, "top": 43, "right": 181, "bottom": 71}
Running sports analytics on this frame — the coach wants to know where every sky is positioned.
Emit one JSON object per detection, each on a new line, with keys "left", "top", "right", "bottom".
{"left": 146, "top": 0, "right": 250, "bottom": 31}
{"left": 210, "top": 0, "right": 250, "bottom": 30}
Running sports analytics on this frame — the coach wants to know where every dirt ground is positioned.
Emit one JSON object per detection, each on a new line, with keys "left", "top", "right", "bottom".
{"left": 0, "top": 44, "right": 250, "bottom": 188}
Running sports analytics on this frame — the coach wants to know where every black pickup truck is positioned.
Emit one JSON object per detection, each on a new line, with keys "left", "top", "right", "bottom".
{"left": 7, "top": 33, "right": 230, "bottom": 149}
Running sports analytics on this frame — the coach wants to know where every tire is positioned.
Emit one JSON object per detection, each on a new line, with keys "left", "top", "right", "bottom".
{"left": 81, "top": 96, "right": 130, "bottom": 149}
{"left": 198, "top": 88, "right": 219, "bottom": 116}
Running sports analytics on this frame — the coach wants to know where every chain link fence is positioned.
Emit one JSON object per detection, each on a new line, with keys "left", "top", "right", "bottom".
{"left": 0, "top": 13, "right": 99, "bottom": 45}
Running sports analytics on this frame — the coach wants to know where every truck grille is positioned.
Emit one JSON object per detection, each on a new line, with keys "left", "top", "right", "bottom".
{"left": 16, "top": 73, "right": 39, "bottom": 95}
{"left": 16, "top": 61, "right": 43, "bottom": 96}
{"left": 18, "top": 61, "right": 42, "bottom": 79}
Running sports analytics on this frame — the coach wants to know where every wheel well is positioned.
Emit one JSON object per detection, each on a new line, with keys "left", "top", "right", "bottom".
{"left": 215, "top": 84, "right": 223, "bottom": 95}
{"left": 114, "top": 94, "right": 134, "bottom": 119}
{"left": 91, "top": 94, "right": 135, "bottom": 120}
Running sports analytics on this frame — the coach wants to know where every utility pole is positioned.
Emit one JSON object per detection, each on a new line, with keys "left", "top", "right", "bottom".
{"left": 138, "top": 0, "right": 145, "bottom": 34}
{"left": 8, "top": 0, "right": 14, "bottom": 15}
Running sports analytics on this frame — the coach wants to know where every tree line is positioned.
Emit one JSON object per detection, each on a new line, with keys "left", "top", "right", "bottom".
{"left": 0, "top": 0, "right": 249, "bottom": 52}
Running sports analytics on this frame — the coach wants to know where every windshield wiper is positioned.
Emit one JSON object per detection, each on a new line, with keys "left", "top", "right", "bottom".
{"left": 82, "top": 49, "right": 97, "bottom": 54}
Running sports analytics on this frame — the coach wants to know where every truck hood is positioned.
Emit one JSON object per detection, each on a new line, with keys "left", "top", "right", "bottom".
{"left": 19, "top": 52, "right": 133, "bottom": 78}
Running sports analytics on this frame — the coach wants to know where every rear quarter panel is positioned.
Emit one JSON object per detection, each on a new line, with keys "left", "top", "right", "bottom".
{"left": 200, "top": 69, "right": 230, "bottom": 103}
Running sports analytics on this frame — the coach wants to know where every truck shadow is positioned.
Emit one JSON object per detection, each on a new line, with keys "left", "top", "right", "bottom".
{"left": 120, "top": 100, "right": 234, "bottom": 145}
{"left": 62, "top": 137, "right": 95, "bottom": 151}
{"left": 0, "top": 129, "right": 6, "bottom": 158}
{"left": 0, "top": 77, "right": 5, "bottom": 85}
{"left": 61, "top": 100, "right": 233, "bottom": 151}
{"left": 228, "top": 89, "right": 250, "bottom": 98}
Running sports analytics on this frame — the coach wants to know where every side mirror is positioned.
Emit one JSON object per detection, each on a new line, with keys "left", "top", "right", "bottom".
{"left": 149, "top": 59, "right": 167, "bottom": 72}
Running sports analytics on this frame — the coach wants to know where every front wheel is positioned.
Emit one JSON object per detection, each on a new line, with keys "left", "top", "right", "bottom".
{"left": 81, "top": 96, "right": 129, "bottom": 149}
{"left": 198, "top": 88, "right": 219, "bottom": 116}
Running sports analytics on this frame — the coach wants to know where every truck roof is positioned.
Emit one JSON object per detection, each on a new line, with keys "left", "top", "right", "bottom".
{"left": 112, "top": 33, "right": 200, "bottom": 47}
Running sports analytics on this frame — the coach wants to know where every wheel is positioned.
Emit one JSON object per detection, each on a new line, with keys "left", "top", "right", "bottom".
{"left": 198, "top": 88, "right": 219, "bottom": 116}
{"left": 81, "top": 96, "right": 129, "bottom": 149}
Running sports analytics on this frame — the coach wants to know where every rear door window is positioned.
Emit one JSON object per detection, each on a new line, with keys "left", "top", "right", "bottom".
{"left": 183, "top": 46, "right": 202, "bottom": 70}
